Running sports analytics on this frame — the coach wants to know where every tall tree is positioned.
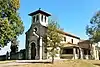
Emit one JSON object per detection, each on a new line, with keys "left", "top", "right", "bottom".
{"left": 0, "top": 0, "right": 24, "bottom": 47}
{"left": 86, "top": 11, "right": 100, "bottom": 60}
{"left": 10, "top": 38, "right": 19, "bottom": 53}
{"left": 86, "top": 11, "right": 100, "bottom": 43}
{"left": 44, "top": 20, "right": 63, "bottom": 63}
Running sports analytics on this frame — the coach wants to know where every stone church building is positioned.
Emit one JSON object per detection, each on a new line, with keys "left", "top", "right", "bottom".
{"left": 25, "top": 9, "right": 50, "bottom": 60}
{"left": 25, "top": 9, "right": 99, "bottom": 60}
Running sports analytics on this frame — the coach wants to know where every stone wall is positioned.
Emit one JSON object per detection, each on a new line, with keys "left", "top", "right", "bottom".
{"left": 0, "top": 55, "right": 6, "bottom": 61}
{"left": 10, "top": 49, "right": 26, "bottom": 60}
{"left": 10, "top": 53, "right": 19, "bottom": 60}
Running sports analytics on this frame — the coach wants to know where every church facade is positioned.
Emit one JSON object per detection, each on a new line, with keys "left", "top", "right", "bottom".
{"left": 25, "top": 9, "right": 99, "bottom": 60}
{"left": 25, "top": 9, "right": 50, "bottom": 60}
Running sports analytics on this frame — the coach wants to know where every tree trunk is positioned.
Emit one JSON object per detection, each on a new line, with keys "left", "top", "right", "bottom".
{"left": 51, "top": 56, "right": 54, "bottom": 64}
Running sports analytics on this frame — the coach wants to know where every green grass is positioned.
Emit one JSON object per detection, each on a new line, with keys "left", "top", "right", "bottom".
{"left": 0, "top": 60, "right": 15, "bottom": 64}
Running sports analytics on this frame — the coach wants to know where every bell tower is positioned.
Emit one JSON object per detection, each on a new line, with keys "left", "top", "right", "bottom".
{"left": 29, "top": 8, "right": 51, "bottom": 27}
{"left": 25, "top": 9, "right": 51, "bottom": 60}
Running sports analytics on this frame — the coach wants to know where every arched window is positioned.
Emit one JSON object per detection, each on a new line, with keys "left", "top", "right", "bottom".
{"left": 71, "top": 39, "right": 73, "bottom": 43}
{"left": 64, "top": 37, "right": 66, "bottom": 42}
{"left": 33, "top": 27, "right": 37, "bottom": 33}
{"left": 33, "top": 16, "right": 35, "bottom": 22}
{"left": 36, "top": 15, "right": 39, "bottom": 22}
{"left": 41, "top": 15, "right": 43, "bottom": 22}
{"left": 45, "top": 16, "right": 46, "bottom": 22}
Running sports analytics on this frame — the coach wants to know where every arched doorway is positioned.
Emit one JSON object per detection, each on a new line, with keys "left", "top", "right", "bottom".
{"left": 31, "top": 42, "right": 36, "bottom": 59}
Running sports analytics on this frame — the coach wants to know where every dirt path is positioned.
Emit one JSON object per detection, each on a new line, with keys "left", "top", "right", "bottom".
{"left": 0, "top": 60, "right": 100, "bottom": 67}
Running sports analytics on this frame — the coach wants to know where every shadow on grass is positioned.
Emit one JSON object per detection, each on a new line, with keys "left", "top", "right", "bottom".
{"left": 94, "top": 64, "right": 100, "bottom": 66}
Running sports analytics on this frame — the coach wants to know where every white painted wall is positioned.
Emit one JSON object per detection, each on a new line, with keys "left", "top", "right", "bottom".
{"left": 40, "top": 14, "right": 48, "bottom": 27}
{"left": 61, "top": 34, "right": 80, "bottom": 44}
{"left": 92, "top": 43, "right": 99, "bottom": 60}
{"left": 32, "top": 14, "right": 48, "bottom": 27}
{"left": 47, "top": 34, "right": 80, "bottom": 60}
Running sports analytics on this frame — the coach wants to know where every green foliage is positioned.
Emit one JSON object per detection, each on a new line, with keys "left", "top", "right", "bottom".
{"left": 44, "top": 20, "right": 63, "bottom": 63}
{"left": 0, "top": 18, "right": 12, "bottom": 46}
{"left": 47, "top": 20, "right": 62, "bottom": 47}
{"left": 86, "top": 11, "right": 100, "bottom": 43}
{"left": 0, "top": 0, "right": 24, "bottom": 46}
{"left": 10, "top": 0, "right": 20, "bottom": 10}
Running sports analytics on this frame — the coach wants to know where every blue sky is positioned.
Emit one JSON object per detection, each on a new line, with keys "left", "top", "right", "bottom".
{"left": 17, "top": 0, "right": 100, "bottom": 50}
{"left": 1, "top": 0, "right": 100, "bottom": 54}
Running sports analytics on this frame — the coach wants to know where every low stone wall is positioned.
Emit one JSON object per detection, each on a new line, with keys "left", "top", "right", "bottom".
{"left": 83, "top": 55, "right": 91, "bottom": 59}
{"left": 10, "top": 53, "right": 19, "bottom": 60}
{"left": 10, "top": 49, "right": 26, "bottom": 60}
{"left": 0, "top": 55, "right": 6, "bottom": 61}
{"left": 60, "top": 54, "right": 73, "bottom": 59}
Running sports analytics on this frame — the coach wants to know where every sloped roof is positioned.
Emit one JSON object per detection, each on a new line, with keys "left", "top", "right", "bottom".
{"left": 57, "top": 30, "right": 80, "bottom": 39}
{"left": 78, "top": 40, "right": 91, "bottom": 49}
{"left": 62, "top": 43, "right": 79, "bottom": 48}
{"left": 29, "top": 9, "right": 51, "bottom": 16}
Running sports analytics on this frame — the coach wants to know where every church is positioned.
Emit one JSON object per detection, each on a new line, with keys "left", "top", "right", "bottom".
{"left": 25, "top": 9, "right": 99, "bottom": 60}
{"left": 0, "top": 9, "right": 99, "bottom": 61}
{"left": 25, "top": 9, "right": 50, "bottom": 60}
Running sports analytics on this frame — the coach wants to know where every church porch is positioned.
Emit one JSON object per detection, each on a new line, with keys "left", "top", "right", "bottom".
{"left": 60, "top": 44, "right": 80, "bottom": 59}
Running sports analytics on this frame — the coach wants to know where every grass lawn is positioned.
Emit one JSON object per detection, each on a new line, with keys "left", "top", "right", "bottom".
{"left": 1, "top": 60, "right": 98, "bottom": 67}
{"left": 0, "top": 60, "right": 15, "bottom": 64}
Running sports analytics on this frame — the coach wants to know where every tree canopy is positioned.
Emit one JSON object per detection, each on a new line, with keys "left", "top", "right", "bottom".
{"left": 86, "top": 11, "right": 100, "bottom": 43}
{"left": 0, "top": 0, "right": 24, "bottom": 47}
{"left": 44, "top": 20, "right": 63, "bottom": 63}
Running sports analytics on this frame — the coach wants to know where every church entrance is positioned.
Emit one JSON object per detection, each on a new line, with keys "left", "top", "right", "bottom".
{"left": 31, "top": 42, "right": 36, "bottom": 59}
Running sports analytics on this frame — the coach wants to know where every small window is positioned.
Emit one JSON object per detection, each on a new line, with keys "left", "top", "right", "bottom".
{"left": 64, "top": 37, "right": 66, "bottom": 42}
{"left": 71, "top": 39, "right": 73, "bottom": 43}
{"left": 41, "top": 15, "right": 43, "bottom": 22}
{"left": 33, "top": 27, "right": 37, "bottom": 32}
{"left": 45, "top": 16, "right": 46, "bottom": 22}
{"left": 33, "top": 16, "right": 35, "bottom": 22}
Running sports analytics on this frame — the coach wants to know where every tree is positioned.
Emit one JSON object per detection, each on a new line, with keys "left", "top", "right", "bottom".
{"left": 10, "top": 38, "right": 19, "bottom": 53}
{"left": 44, "top": 20, "right": 63, "bottom": 63}
{"left": 86, "top": 11, "right": 100, "bottom": 43}
{"left": 0, "top": 0, "right": 24, "bottom": 47}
